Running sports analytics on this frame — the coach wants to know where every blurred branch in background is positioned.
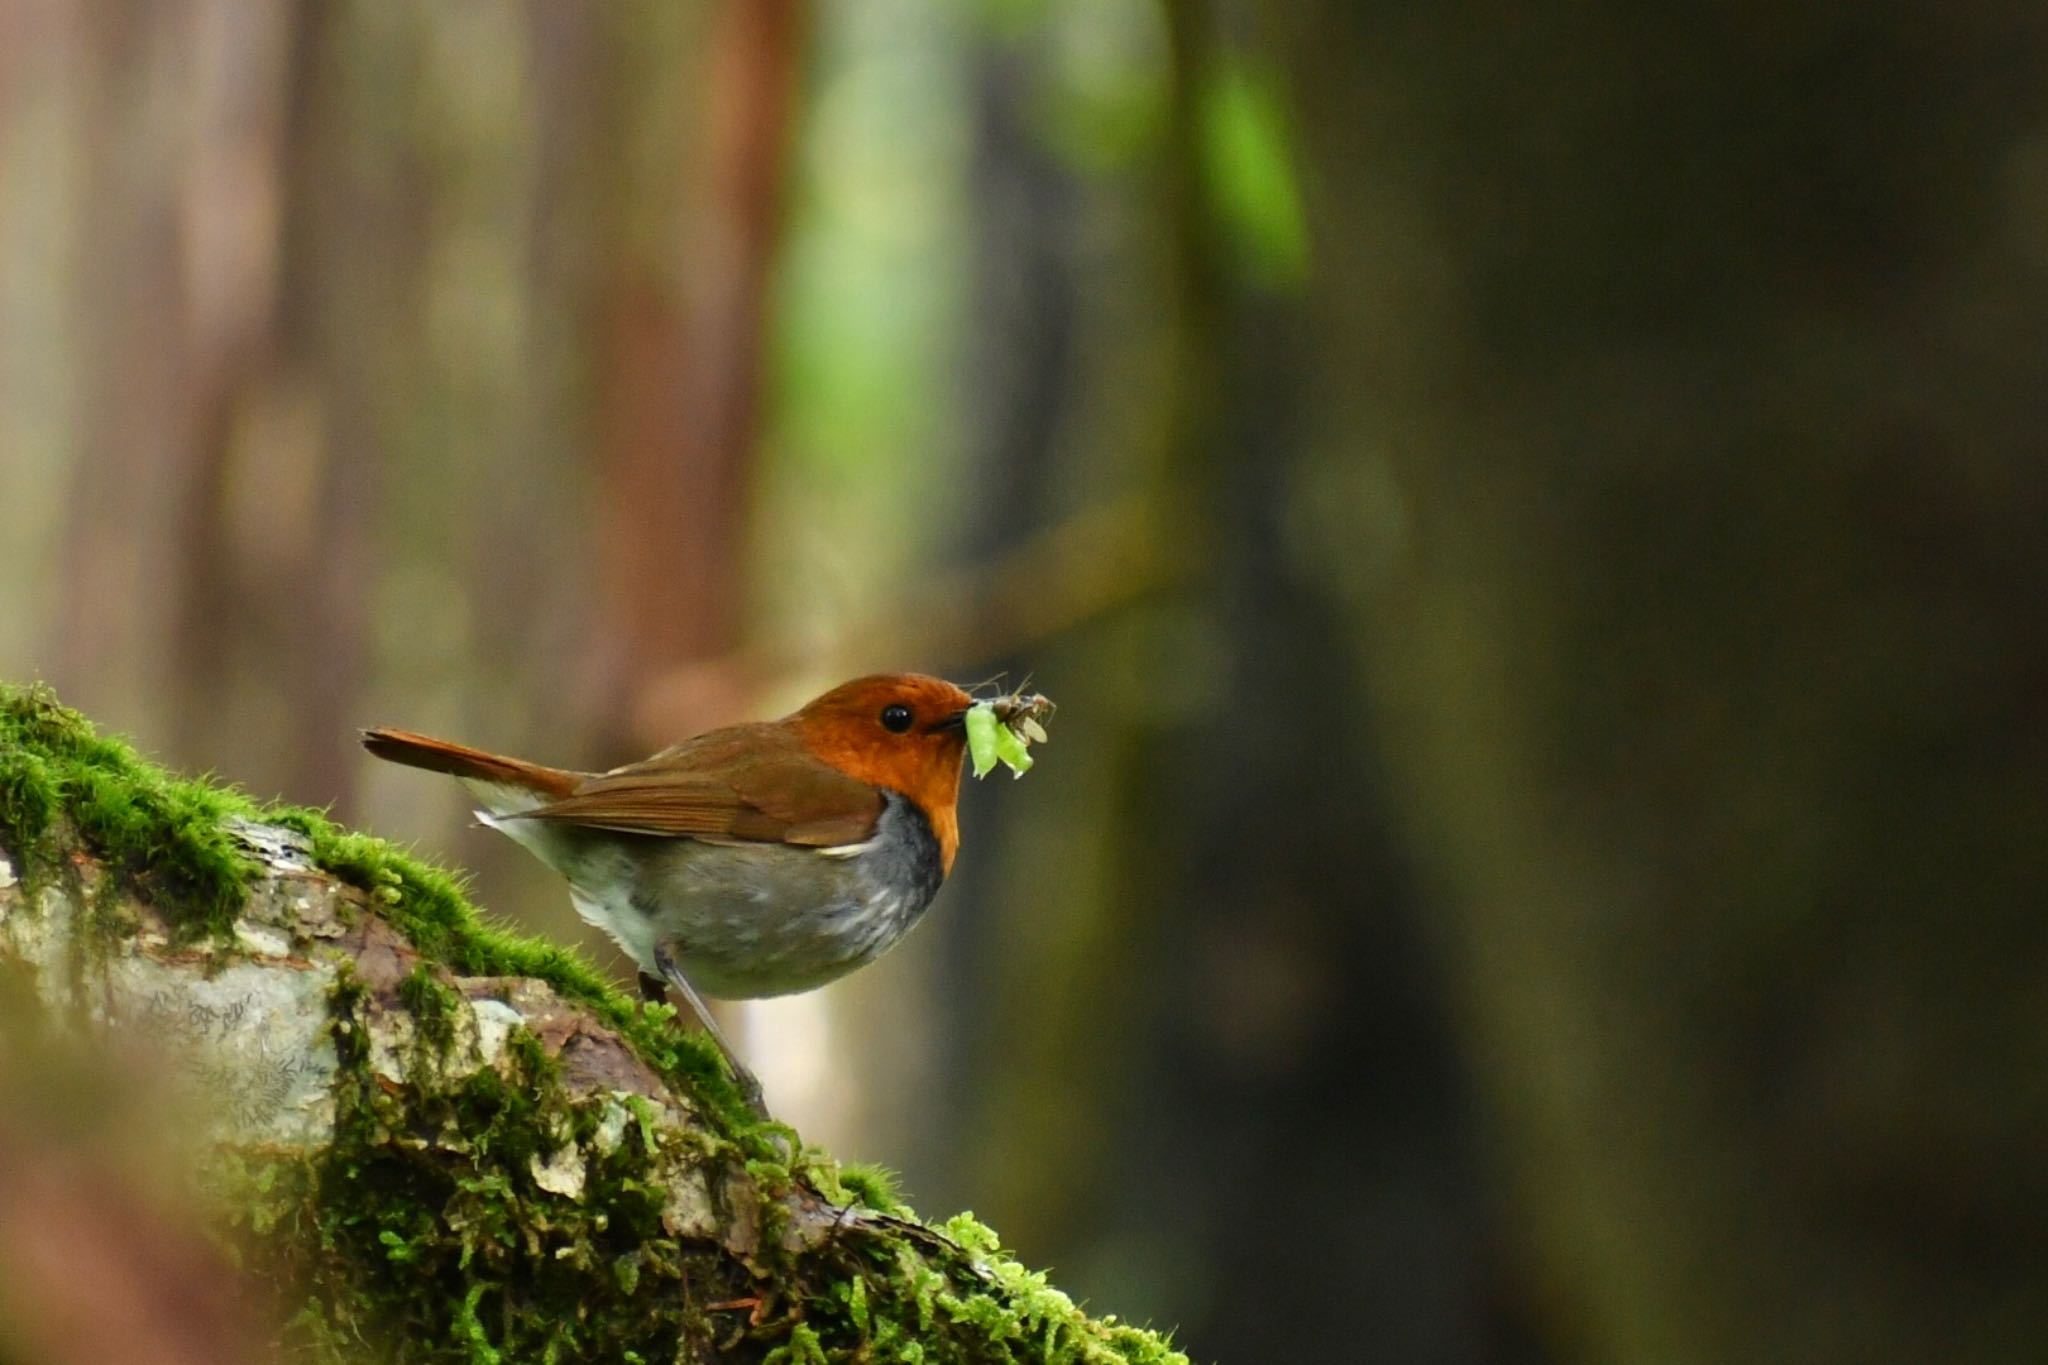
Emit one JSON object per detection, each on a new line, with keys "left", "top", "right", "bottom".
{"left": 632, "top": 489, "right": 1182, "bottom": 739}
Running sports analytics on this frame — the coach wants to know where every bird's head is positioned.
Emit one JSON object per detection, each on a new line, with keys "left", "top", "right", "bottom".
{"left": 792, "top": 673, "right": 977, "bottom": 864}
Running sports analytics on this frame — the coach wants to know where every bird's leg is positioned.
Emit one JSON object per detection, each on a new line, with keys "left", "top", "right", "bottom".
{"left": 637, "top": 971, "right": 667, "bottom": 1004}
{"left": 652, "top": 942, "right": 769, "bottom": 1120}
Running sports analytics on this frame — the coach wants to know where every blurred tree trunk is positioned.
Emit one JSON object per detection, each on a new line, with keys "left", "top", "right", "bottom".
{"left": 1283, "top": 5, "right": 2048, "bottom": 1363}
{"left": 28, "top": 1, "right": 800, "bottom": 976}
{"left": 597, "top": 0, "right": 807, "bottom": 750}
{"left": 49, "top": 0, "right": 385, "bottom": 814}
{"left": 57, "top": 0, "right": 235, "bottom": 744}
{"left": 924, "top": 8, "right": 1542, "bottom": 1362}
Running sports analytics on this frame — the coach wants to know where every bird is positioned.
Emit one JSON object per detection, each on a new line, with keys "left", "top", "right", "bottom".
{"left": 362, "top": 673, "right": 982, "bottom": 1117}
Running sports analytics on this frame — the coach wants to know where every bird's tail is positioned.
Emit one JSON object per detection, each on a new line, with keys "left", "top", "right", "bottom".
{"left": 360, "top": 728, "right": 582, "bottom": 800}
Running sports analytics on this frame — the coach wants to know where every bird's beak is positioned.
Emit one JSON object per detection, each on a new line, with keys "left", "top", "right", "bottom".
{"left": 934, "top": 707, "right": 971, "bottom": 733}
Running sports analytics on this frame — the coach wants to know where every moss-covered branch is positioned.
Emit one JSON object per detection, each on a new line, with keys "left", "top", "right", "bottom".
{"left": 0, "top": 684, "right": 1185, "bottom": 1365}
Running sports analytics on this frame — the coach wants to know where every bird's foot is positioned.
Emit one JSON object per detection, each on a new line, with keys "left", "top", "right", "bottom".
{"left": 731, "top": 1062, "right": 772, "bottom": 1122}
{"left": 651, "top": 943, "right": 774, "bottom": 1122}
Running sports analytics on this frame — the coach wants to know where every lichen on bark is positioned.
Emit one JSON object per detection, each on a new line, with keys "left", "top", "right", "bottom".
{"left": 0, "top": 683, "right": 1185, "bottom": 1365}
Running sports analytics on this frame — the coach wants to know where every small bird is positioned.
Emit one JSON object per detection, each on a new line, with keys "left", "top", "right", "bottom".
{"left": 363, "top": 673, "right": 984, "bottom": 1116}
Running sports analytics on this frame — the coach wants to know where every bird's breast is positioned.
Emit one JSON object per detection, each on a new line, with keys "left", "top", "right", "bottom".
{"left": 588, "top": 790, "right": 947, "bottom": 999}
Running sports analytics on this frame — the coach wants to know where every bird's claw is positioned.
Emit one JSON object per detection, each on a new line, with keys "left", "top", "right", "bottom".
{"left": 732, "top": 1064, "right": 772, "bottom": 1122}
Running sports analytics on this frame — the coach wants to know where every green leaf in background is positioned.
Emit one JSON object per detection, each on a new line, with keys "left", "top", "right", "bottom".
{"left": 966, "top": 703, "right": 1002, "bottom": 778}
{"left": 1201, "top": 55, "right": 1310, "bottom": 290}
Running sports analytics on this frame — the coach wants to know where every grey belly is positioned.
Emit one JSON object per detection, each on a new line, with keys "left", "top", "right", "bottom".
{"left": 496, "top": 792, "right": 945, "bottom": 1000}
{"left": 625, "top": 838, "right": 933, "bottom": 998}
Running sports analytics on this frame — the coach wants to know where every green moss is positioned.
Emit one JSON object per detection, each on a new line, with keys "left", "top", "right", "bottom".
{"left": 234, "top": 966, "right": 756, "bottom": 1362}
{"left": 0, "top": 742, "right": 57, "bottom": 854}
{"left": 272, "top": 808, "right": 779, "bottom": 1138}
{"left": 0, "top": 684, "right": 251, "bottom": 940}
{"left": 835, "top": 1162, "right": 911, "bottom": 1217}
{"left": 1, "top": 682, "right": 1190, "bottom": 1365}
{"left": 271, "top": 999, "right": 1190, "bottom": 1363}
{"left": 397, "top": 962, "right": 464, "bottom": 1056}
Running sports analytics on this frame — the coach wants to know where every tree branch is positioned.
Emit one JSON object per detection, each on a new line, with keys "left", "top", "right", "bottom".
{"left": 0, "top": 683, "right": 1182, "bottom": 1364}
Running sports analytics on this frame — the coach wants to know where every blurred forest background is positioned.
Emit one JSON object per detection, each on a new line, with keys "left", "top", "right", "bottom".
{"left": 3, "top": 2, "right": 2047, "bottom": 1362}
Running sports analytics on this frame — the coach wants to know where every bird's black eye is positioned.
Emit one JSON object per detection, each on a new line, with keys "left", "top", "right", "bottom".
{"left": 880, "top": 703, "right": 915, "bottom": 733}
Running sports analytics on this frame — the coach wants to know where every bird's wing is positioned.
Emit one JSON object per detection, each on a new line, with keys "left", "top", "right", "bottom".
{"left": 504, "top": 723, "right": 883, "bottom": 847}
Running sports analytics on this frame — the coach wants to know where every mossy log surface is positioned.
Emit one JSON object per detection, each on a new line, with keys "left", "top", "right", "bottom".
{"left": 0, "top": 684, "right": 1185, "bottom": 1365}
